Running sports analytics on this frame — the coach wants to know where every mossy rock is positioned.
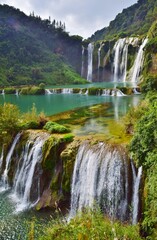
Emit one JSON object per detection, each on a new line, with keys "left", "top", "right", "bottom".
{"left": 4, "top": 87, "right": 16, "bottom": 94}
{"left": 43, "top": 121, "right": 71, "bottom": 134}
{"left": 61, "top": 138, "right": 81, "bottom": 193}
{"left": 41, "top": 134, "right": 69, "bottom": 171}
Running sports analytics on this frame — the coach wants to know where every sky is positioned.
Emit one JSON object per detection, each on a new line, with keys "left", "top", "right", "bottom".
{"left": 0, "top": 0, "right": 137, "bottom": 39}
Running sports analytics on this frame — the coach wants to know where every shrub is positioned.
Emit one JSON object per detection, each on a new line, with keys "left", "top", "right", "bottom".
{"left": 43, "top": 121, "right": 70, "bottom": 133}
{"left": 20, "top": 121, "right": 40, "bottom": 130}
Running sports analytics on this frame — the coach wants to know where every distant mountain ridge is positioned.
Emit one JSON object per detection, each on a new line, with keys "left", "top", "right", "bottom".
{"left": 0, "top": 4, "right": 85, "bottom": 86}
{"left": 90, "top": 0, "right": 157, "bottom": 41}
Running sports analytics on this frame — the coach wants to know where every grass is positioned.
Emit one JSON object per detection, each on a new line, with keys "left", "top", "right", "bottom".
{"left": 38, "top": 209, "right": 142, "bottom": 240}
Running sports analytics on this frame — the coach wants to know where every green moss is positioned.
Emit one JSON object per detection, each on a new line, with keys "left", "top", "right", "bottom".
{"left": 42, "top": 135, "right": 62, "bottom": 171}
{"left": 4, "top": 87, "right": 16, "bottom": 94}
{"left": 62, "top": 133, "right": 74, "bottom": 143}
{"left": 20, "top": 86, "right": 45, "bottom": 95}
{"left": 73, "top": 88, "right": 80, "bottom": 93}
{"left": 43, "top": 121, "right": 71, "bottom": 134}
{"left": 88, "top": 87, "right": 101, "bottom": 95}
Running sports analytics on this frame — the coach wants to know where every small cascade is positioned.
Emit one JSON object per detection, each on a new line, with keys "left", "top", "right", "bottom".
{"left": 62, "top": 88, "right": 73, "bottom": 94}
{"left": 101, "top": 89, "right": 111, "bottom": 96}
{"left": 87, "top": 43, "right": 94, "bottom": 82}
{"left": 45, "top": 89, "right": 52, "bottom": 94}
{"left": 81, "top": 46, "right": 85, "bottom": 77}
{"left": 1, "top": 133, "right": 21, "bottom": 190}
{"left": 15, "top": 89, "right": 19, "bottom": 96}
{"left": 131, "top": 163, "right": 143, "bottom": 225}
{"left": 0, "top": 147, "right": 4, "bottom": 171}
{"left": 130, "top": 38, "right": 148, "bottom": 84}
{"left": 116, "top": 89, "right": 126, "bottom": 96}
{"left": 2, "top": 89, "right": 4, "bottom": 95}
{"left": 10, "top": 134, "right": 49, "bottom": 212}
{"left": 69, "top": 142, "right": 131, "bottom": 221}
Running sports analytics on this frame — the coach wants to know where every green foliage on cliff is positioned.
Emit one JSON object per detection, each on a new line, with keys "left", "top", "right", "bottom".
{"left": 91, "top": 0, "right": 157, "bottom": 41}
{"left": 0, "top": 4, "right": 85, "bottom": 86}
{"left": 128, "top": 91, "right": 157, "bottom": 238}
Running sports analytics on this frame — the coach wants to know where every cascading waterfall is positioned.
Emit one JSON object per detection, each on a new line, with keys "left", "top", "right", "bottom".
{"left": 1, "top": 133, "right": 21, "bottom": 190}
{"left": 113, "top": 38, "right": 126, "bottom": 82}
{"left": 0, "top": 146, "right": 4, "bottom": 171}
{"left": 131, "top": 162, "right": 143, "bottom": 225}
{"left": 10, "top": 135, "right": 48, "bottom": 212}
{"left": 97, "top": 42, "right": 104, "bottom": 80}
{"left": 69, "top": 142, "right": 142, "bottom": 224}
{"left": 81, "top": 46, "right": 85, "bottom": 77}
{"left": 130, "top": 38, "right": 148, "bottom": 84}
{"left": 87, "top": 43, "right": 94, "bottom": 82}
{"left": 69, "top": 142, "right": 131, "bottom": 221}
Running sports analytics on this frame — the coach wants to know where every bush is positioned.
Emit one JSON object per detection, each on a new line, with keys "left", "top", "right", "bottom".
{"left": 43, "top": 121, "right": 70, "bottom": 133}
{"left": 141, "top": 76, "right": 157, "bottom": 93}
{"left": 20, "top": 121, "right": 40, "bottom": 130}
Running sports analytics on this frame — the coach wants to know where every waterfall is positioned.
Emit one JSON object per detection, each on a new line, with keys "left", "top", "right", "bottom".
{"left": 87, "top": 43, "right": 94, "bottom": 82}
{"left": 131, "top": 163, "right": 143, "bottom": 225}
{"left": 1, "top": 133, "right": 21, "bottom": 190}
{"left": 113, "top": 39, "right": 126, "bottom": 82}
{"left": 0, "top": 147, "right": 4, "bottom": 171}
{"left": 62, "top": 88, "right": 73, "bottom": 94}
{"left": 98, "top": 43, "right": 104, "bottom": 81}
{"left": 10, "top": 135, "right": 48, "bottom": 212}
{"left": 120, "top": 43, "right": 128, "bottom": 82}
{"left": 81, "top": 46, "right": 85, "bottom": 77}
{"left": 45, "top": 89, "right": 52, "bottom": 94}
{"left": 131, "top": 38, "right": 148, "bottom": 84}
{"left": 69, "top": 142, "right": 130, "bottom": 221}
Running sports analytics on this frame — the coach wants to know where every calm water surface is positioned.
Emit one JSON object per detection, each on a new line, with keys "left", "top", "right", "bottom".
{"left": 0, "top": 93, "right": 141, "bottom": 117}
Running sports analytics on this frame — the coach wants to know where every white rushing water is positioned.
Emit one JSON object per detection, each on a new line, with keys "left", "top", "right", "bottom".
{"left": 81, "top": 46, "right": 85, "bottom": 77}
{"left": 10, "top": 135, "right": 48, "bottom": 212}
{"left": 113, "top": 39, "right": 126, "bottom": 82}
{"left": 0, "top": 146, "right": 4, "bottom": 171}
{"left": 69, "top": 142, "right": 130, "bottom": 221}
{"left": 69, "top": 142, "right": 142, "bottom": 224}
{"left": 98, "top": 42, "right": 104, "bottom": 81}
{"left": 130, "top": 38, "right": 148, "bottom": 84}
{"left": 87, "top": 43, "right": 94, "bottom": 82}
{"left": 131, "top": 163, "right": 143, "bottom": 225}
{"left": 1, "top": 133, "right": 21, "bottom": 190}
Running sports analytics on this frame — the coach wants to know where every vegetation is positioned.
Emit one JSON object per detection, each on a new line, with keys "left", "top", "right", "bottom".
{"left": 43, "top": 121, "right": 70, "bottom": 134}
{"left": 0, "top": 4, "right": 86, "bottom": 86}
{"left": 38, "top": 209, "right": 142, "bottom": 240}
{"left": 91, "top": 0, "right": 157, "bottom": 41}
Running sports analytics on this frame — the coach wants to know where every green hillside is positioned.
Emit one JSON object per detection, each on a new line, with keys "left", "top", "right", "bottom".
{"left": 91, "top": 0, "right": 157, "bottom": 41}
{"left": 0, "top": 4, "right": 86, "bottom": 86}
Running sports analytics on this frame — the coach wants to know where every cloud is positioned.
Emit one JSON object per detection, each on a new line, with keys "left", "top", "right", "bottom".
{"left": 0, "top": 0, "right": 137, "bottom": 38}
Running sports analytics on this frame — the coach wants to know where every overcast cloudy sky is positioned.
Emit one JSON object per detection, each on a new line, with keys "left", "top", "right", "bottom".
{"left": 0, "top": 0, "right": 137, "bottom": 38}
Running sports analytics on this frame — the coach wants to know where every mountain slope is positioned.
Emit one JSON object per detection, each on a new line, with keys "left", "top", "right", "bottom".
{"left": 91, "top": 0, "right": 157, "bottom": 41}
{"left": 0, "top": 4, "right": 85, "bottom": 86}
